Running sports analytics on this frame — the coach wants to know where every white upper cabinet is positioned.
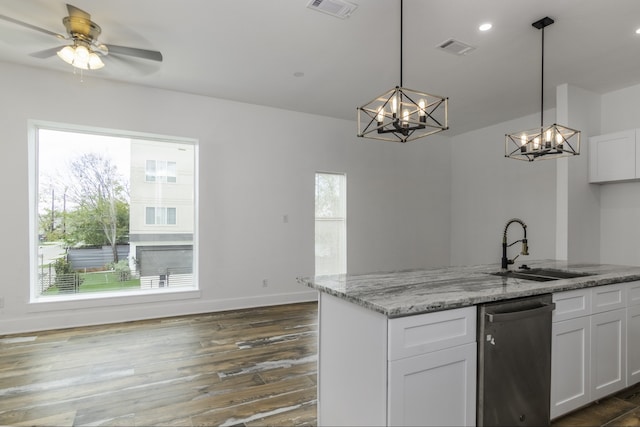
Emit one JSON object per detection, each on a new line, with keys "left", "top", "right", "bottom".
{"left": 589, "top": 129, "right": 639, "bottom": 183}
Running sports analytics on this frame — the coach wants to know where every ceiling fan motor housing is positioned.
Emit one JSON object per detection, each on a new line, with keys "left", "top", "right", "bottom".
{"left": 63, "top": 15, "right": 101, "bottom": 43}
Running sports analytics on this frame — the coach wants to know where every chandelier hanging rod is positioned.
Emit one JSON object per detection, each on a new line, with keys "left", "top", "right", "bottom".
{"left": 532, "top": 16, "right": 553, "bottom": 129}
{"left": 400, "top": 0, "right": 403, "bottom": 87}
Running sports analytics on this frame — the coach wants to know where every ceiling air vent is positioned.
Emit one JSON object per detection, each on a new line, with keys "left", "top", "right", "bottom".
{"left": 307, "top": 0, "right": 358, "bottom": 19}
{"left": 438, "top": 38, "right": 476, "bottom": 56}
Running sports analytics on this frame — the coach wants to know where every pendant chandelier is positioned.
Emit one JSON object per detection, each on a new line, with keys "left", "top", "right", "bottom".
{"left": 505, "top": 17, "right": 580, "bottom": 161}
{"left": 357, "top": 0, "right": 448, "bottom": 143}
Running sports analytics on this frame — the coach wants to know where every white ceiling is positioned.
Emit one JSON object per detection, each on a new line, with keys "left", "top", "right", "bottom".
{"left": 1, "top": 0, "right": 640, "bottom": 136}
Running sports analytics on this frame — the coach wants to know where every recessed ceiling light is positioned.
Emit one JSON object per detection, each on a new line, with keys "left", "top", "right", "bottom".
{"left": 635, "top": 27, "right": 640, "bottom": 34}
{"left": 479, "top": 23, "right": 492, "bottom": 32}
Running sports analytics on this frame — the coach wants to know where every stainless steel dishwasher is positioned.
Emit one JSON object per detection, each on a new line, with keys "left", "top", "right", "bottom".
{"left": 477, "top": 294, "right": 555, "bottom": 426}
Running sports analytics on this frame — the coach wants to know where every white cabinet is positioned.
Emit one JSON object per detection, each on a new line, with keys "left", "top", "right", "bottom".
{"left": 387, "top": 307, "right": 476, "bottom": 427}
{"left": 627, "top": 281, "right": 640, "bottom": 385}
{"left": 590, "top": 283, "right": 627, "bottom": 400}
{"left": 627, "top": 305, "right": 640, "bottom": 384}
{"left": 589, "top": 129, "right": 640, "bottom": 183}
{"left": 388, "top": 343, "right": 476, "bottom": 426}
{"left": 551, "top": 282, "right": 638, "bottom": 419}
{"left": 317, "top": 292, "right": 476, "bottom": 427}
{"left": 591, "top": 308, "right": 626, "bottom": 400}
{"left": 551, "top": 289, "right": 592, "bottom": 419}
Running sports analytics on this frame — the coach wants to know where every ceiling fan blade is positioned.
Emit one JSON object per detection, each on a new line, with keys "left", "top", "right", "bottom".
{"left": 30, "top": 46, "right": 66, "bottom": 59}
{"left": 66, "top": 4, "right": 91, "bottom": 20}
{"left": 105, "top": 44, "right": 163, "bottom": 62}
{"left": 0, "top": 14, "right": 66, "bottom": 39}
{"left": 104, "top": 53, "right": 161, "bottom": 76}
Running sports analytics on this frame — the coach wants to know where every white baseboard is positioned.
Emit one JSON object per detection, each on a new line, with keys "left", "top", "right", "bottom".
{"left": 3, "top": 290, "right": 318, "bottom": 335}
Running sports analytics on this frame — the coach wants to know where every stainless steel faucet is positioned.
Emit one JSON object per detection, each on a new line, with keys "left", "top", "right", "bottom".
{"left": 501, "top": 218, "right": 529, "bottom": 269}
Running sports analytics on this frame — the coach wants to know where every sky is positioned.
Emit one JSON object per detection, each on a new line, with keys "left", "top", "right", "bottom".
{"left": 38, "top": 128, "right": 131, "bottom": 187}
{"left": 38, "top": 128, "right": 131, "bottom": 212}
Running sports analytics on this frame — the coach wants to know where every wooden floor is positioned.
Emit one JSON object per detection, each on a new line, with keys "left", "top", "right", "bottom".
{"left": 0, "top": 302, "right": 318, "bottom": 426}
{"left": 552, "top": 385, "right": 640, "bottom": 427}
{"left": 2, "top": 301, "right": 640, "bottom": 427}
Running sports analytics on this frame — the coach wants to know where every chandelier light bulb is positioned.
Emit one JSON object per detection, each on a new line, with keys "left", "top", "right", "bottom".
{"left": 391, "top": 95, "right": 398, "bottom": 117}
{"left": 377, "top": 107, "right": 385, "bottom": 124}
{"left": 533, "top": 137, "right": 540, "bottom": 150}
{"left": 520, "top": 134, "right": 527, "bottom": 152}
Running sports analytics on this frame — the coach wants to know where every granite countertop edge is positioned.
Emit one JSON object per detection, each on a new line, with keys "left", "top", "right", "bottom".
{"left": 297, "top": 260, "right": 640, "bottom": 318}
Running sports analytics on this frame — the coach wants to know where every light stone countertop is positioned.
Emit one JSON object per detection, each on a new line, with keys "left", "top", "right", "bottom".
{"left": 297, "top": 260, "right": 640, "bottom": 318}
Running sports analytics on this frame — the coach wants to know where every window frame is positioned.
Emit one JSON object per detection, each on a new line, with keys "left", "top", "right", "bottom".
{"left": 28, "top": 120, "right": 200, "bottom": 307}
{"left": 314, "top": 171, "right": 347, "bottom": 276}
{"left": 145, "top": 206, "right": 178, "bottom": 225}
{"left": 145, "top": 159, "right": 177, "bottom": 183}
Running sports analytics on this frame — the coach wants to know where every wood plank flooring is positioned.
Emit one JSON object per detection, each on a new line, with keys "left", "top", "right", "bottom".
{"left": 552, "top": 384, "right": 640, "bottom": 427}
{"left": 0, "top": 302, "right": 318, "bottom": 426}
{"left": 2, "top": 301, "right": 640, "bottom": 426}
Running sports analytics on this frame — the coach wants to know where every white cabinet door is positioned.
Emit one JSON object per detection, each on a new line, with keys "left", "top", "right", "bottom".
{"left": 627, "top": 305, "right": 640, "bottom": 385}
{"left": 591, "top": 308, "right": 627, "bottom": 400}
{"left": 388, "top": 342, "right": 476, "bottom": 427}
{"left": 588, "top": 129, "right": 637, "bottom": 183}
{"left": 550, "top": 316, "right": 591, "bottom": 419}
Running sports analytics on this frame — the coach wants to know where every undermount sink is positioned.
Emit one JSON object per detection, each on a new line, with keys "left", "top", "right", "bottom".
{"left": 490, "top": 268, "right": 594, "bottom": 282}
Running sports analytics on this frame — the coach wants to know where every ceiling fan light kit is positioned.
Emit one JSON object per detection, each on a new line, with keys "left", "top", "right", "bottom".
{"left": 357, "top": 0, "right": 448, "bottom": 143}
{"left": 57, "top": 43, "right": 104, "bottom": 70}
{"left": 505, "top": 16, "right": 580, "bottom": 161}
{"left": 0, "top": 3, "right": 162, "bottom": 73}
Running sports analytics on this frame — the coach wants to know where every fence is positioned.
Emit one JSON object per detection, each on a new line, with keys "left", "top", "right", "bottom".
{"left": 68, "top": 245, "right": 131, "bottom": 270}
{"left": 38, "top": 267, "right": 193, "bottom": 295}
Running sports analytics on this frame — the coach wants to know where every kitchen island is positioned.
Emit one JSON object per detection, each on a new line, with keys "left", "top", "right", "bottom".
{"left": 298, "top": 260, "right": 640, "bottom": 426}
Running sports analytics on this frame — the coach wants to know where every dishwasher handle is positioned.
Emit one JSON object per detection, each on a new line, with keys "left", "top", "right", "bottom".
{"left": 486, "top": 302, "right": 555, "bottom": 323}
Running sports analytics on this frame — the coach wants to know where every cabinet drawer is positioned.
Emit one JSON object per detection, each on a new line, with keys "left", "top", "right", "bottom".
{"left": 388, "top": 306, "right": 476, "bottom": 361}
{"left": 553, "top": 289, "right": 591, "bottom": 322}
{"left": 627, "top": 281, "right": 640, "bottom": 307}
{"left": 592, "top": 283, "right": 627, "bottom": 314}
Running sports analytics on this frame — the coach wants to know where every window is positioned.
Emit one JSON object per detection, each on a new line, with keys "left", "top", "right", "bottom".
{"left": 315, "top": 172, "right": 346, "bottom": 275}
{"left": 145, "top": 207, "right": 177, "bottom": 225}
{"left": 33, "top": 124, "right": 197, "bottom": 301}
{"left": 146, "top": 160, "right": 177, "bottom": 183}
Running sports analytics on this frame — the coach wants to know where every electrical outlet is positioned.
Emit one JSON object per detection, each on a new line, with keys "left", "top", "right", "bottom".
{"left": 262, "top": 279, "right": 268, "bottom": 288}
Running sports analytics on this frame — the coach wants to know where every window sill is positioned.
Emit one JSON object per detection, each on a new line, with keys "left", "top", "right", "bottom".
{"left": 28, "top": 287, "right": 201, "bottom": 313}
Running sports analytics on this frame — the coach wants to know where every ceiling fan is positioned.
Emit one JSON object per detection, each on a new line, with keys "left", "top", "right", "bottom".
{"left": 0, "top": 3, "right": 162, "bottom": 71}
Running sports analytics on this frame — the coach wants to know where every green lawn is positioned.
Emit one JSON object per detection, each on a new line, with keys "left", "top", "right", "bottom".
{"left": 43, "top": 271, "right": 141, "bottom": 295}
